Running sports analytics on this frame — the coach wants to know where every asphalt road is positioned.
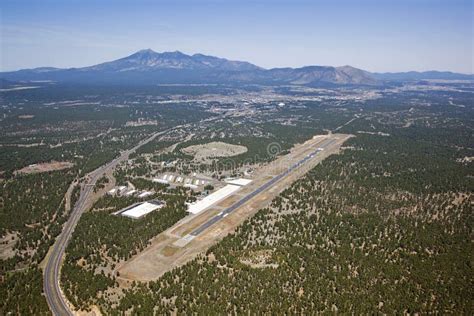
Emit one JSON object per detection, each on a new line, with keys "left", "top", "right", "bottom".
{"left": 43, "top": 127, "right": 179, "bottom": 315}
{"left": 190, "top": 138, "right": 336, "bottom": 236}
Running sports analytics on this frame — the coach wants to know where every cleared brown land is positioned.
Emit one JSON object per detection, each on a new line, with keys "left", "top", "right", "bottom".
{"left": 18, "top": 114, "right": 35, "bottom": 119}
{"left": 15, "top": 161, "right": 74, "bottom": 175}
{"left": 240, "top": 249, "right": 279, "bottom": 269}
{"left": 117, "top": 133, "right": 351, "bottom": 282}
{"left": 0, "top": 231, "right": 19, "bottom": 260}
{"left": 181, "top": 141, "right": 248, "bottom": 161}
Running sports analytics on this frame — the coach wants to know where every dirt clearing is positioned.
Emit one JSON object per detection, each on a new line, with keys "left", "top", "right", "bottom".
{"left": 0, "top": 231, "right": 19, "bottom": 260}
{"left": 181, "top": 141, "right": 247, "bottom": 161}
{"left": 15, "top": 161, "right": 74, "bottom": 175}
{"left": 18, "top": 115, "right": 35, "bottom": 119}
{"left": 240, "top": 249, "right": 279, "bottom": 269}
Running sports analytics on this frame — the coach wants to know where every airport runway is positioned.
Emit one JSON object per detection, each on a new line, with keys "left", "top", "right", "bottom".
{"left": 116, "top": 134, "right": 350, "bottom": 281}
{"left": 42, "top": 126, "right": 185, "bottom": 315}
{"left": 190, "top": 138, "right": 336, "bottom": 237}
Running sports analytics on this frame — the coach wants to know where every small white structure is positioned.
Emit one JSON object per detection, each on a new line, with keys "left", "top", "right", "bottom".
{"left": 225, "top": 178, "right": 252, "bottom": 186}
{"left": 120, "top": 201, "right": 165, "bottom": 219}
{"left": 107, "top": 188, "right": 117, "bottom": 195}
{"left": 153, "top": 178, "right": 169, "bottom": 184}
{"left": 117, "top": 186, "right": 127, "bottom": 194}
{"left": 186, "top": 184, "right": 241, "bottom": 214}
{"left": 138, "top": 191, "right": 153, "bottom": 198}
{"left": 184, "top": 184, "right": 198, "bottom": 190}
{"left": 125, "top": 189, "right": 137, "bottom": 196}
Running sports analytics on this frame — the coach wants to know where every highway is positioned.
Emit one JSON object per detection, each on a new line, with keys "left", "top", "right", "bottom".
{"left": 190, "top": 138, "right": 336, "bottom": 237}
{"left": 43, "top": 127, "right": 181, "bottom": 315}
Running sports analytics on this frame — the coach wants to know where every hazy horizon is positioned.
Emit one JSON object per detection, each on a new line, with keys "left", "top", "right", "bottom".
{"left": 1, "top": 0, "right": 473, "bottom": 73}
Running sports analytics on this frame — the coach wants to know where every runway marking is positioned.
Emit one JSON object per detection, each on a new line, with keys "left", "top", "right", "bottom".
{"left": 173, "top": 234, "right": 196, "bottom": 247}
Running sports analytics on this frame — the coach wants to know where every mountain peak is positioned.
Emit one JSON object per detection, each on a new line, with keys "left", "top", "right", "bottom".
{"left": 159, "top": 51, "right": 188, "bottom": 58}
{"left": 130, "top": 48, "right": 159, "bottom": 58}
{"left": 81, "top": 49, "right": 262, "bottom": 72}
{"left": 133, "top": 49, "right": 187, "bottom": 56}
{"left": 137, "top": 48, "right": 156, "bottom": 54}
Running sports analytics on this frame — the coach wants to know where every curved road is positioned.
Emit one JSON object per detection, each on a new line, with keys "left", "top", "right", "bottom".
{"left": 43, "top": 127, "right": 181, "bottom": 315}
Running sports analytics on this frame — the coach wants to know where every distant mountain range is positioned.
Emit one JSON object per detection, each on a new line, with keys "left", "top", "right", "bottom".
{"left": 372, "top": 71, "right": 474, "bottom": 81}
{"left": 1, "top": 49, "right": 472, "bottom": 86}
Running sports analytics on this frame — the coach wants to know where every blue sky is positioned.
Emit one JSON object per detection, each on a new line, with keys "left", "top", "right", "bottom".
{"left": 1, "top": 0, "right": 472, "bottom": 72}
